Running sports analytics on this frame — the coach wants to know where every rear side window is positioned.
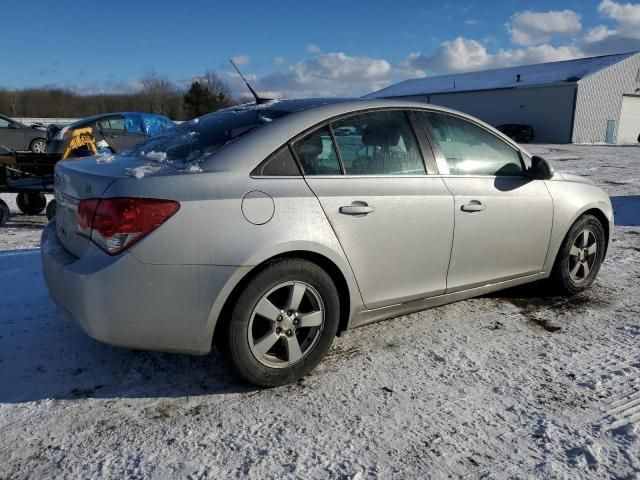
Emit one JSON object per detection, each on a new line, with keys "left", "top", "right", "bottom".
{"left": 292, "top": 127, "right": 341, "bottom": 175}
{"left": 99, "top": 117, "right": 125, "bottom": 131}
{"left": 252, "top": 146, "right": 301, "bottom": 176}
{"left": 420, "top": 112, "right": 523, "bottom": 176}
{"left": 331, "top": 111, "right": 425, "bottom": 175}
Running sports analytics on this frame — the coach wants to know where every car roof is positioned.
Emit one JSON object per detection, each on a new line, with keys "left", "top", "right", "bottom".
{"left": 203, "top": 97, "right": 531, "bottom": 171}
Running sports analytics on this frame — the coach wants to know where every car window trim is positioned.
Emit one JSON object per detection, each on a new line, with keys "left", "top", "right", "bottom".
{"left": 327, "top": 124, "right": 346, "bottom": 175}
{"left": 406, "top": 110, "right": 438, "bottom": 175}
{"left": 417, "top": 110, "right": 527, "bottom": 177}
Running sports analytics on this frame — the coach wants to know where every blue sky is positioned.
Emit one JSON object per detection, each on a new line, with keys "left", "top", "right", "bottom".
{"left": 2, "top": 0, "right": 639, "bottom": 97}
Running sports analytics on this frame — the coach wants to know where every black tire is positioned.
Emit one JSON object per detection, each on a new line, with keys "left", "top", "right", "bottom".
{"left": 219, "top": 258, "right": 340, "bottom": 387}
{"left": 29, "top": 138, "right": 47, "bottom": 153}
{"left": 0, "top": 199, "right": 9, "bottom": 226}
{"left": 46, "top": 199, "right": 57, "bottom": 221}
{"left": 16, "top": 192, "right": 46, "bottom": 215}
{"left": 550, "top": 214, "right": 606, "bottom": 295}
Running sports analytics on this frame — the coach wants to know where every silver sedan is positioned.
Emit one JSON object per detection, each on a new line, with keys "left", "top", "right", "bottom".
{"left": 41, "top": 99, "right": 613, "bottom": 386}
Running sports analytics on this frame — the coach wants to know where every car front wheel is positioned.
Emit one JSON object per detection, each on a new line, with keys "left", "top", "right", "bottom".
{"left": 221, "top": 258, "right": 340, "bottom": 387}
{"left": 30, "top": 138, "right": 47, "bottom": 153}
{"left": 551, "top": 214, "right": 606, "bottom": 295}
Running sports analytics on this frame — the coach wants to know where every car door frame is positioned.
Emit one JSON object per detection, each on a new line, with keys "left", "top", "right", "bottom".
{"left": 415, "top": 108, "right": 554, "bottom": 292}
{"left": 287, "top": 107, "right": 456, "bottom": 310}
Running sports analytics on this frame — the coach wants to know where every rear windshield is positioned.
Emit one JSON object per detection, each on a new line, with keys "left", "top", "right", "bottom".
{"left": 125, "top": 108, "right": 288, "bottom": 165}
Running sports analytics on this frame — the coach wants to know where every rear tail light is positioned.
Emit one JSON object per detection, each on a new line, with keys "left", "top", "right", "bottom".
{"left": 77, "top": 198, "right": 180, "bottom": 255}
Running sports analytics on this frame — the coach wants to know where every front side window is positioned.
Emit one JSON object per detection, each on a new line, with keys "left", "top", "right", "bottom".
{"left": 0, "top": 118, "right": 11, "bottom": 128}
{"left": 292, "top": 126, "right": 341, "bottom": 175}
{"left": 421, "top": 112, "right": 523, "bottom": 176}
{"left": 331, "top": 111, "right": 425, "bottom": 175}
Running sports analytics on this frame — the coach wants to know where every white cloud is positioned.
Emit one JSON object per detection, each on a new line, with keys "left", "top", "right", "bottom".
{"left": 306, "top": 44, "right": 322, "bottom": 54}
{"left": 507, "top": 9, "right": 582, "bottom": 45}
{"left": 465, "top": 19, "right": 479, "bottom": 25}
{"left": 231, "top": 55, "right": 249, "bottom": 66}
{"left": 274, "top": 56, "right": 285, "bottom": 65}
{"left": 584, "top": 25, "right": 618, "bottom": 43}
{"left": 404, "top": 37, "right": 581, "bottom": 74}
{"left": 598, "top": 0, "right": 640, "bottom": 38}
{"left": 576, "top": 1, "right": 640, "bottom": 55}
{"left": 226, "top": 52, "right": 405, "bottom": 98}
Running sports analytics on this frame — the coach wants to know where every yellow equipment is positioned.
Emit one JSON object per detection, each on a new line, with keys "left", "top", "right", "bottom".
{"left": 62, "top": 127, "right": 98, "bottom": 160}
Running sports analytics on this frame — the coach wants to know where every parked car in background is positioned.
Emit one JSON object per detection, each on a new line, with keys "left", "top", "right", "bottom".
{"left": 46, "top": 112, "right": 175, "bottom": 156}
{"left": 42, "top": 99, "right": 612, "bottom": 387}
{"left": 0, "top": 114, "right": 47, "bottom": 152}
{"left": 496, "top": 124, "right": 535, "bottom": 143}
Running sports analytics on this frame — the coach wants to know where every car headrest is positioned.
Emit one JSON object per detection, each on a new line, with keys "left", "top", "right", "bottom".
{"left": 362, "top": 122, "right": 400, "bottom": 147}
{"left": 298, "top": 133, "right": 324, "bottom": 158}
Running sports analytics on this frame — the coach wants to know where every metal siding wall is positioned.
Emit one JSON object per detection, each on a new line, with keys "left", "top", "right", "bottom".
{"left": 573, "top": 53, "right": 640, "bottom": 144}
{"left": 425, "top": 85, "right": 576, "bottom": 143}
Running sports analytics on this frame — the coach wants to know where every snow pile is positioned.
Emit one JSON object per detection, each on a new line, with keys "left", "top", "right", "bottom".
{"left": 141, "top": 150, "right": 168, "bottom": 162}
{"left": 0, "top": 144, "right": 638, "bottom": 478}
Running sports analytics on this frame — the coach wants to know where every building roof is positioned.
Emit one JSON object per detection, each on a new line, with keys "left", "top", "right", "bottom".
{"left": 366, "top": 51, "right": 639, "bottom": 98}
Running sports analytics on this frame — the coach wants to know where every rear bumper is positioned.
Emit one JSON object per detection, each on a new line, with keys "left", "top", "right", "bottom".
{"left": 40, "top": 222, "right": 243, "bottom": 355}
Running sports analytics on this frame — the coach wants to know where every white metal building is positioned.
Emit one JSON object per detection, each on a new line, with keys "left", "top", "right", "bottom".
{"left": 367, "top": 52, "right": 640, "bottom": 144}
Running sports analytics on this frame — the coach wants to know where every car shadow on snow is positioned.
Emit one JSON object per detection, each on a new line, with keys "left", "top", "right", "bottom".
{"left": 611, "top": 195, "right": 640, "bottom": 227}
{"left": 0, "top": 250, "right": 252, "bottom": 404}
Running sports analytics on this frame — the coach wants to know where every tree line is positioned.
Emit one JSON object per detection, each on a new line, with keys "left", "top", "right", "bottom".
{"left": 0, "top": 71, "right": 244, "bottom": 121}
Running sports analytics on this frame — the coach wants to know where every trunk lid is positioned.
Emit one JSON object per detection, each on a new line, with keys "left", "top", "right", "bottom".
{"left": 53, "top": 155, "right": 175, "bottom": 257}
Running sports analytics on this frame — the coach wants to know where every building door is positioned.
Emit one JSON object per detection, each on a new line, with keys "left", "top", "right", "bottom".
{"left": 617, "top": 95, "right": 640, "bottom": 144}
{"left": 605, "top": 120, "right": 616, "bottom": 144}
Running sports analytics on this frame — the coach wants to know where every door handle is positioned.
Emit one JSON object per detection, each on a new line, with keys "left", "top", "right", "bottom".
{"left": 461, "top": 200, "right": 486, "bottom": 212}
{"left": 339, "top": 202, "right": 375, "bottom": 216}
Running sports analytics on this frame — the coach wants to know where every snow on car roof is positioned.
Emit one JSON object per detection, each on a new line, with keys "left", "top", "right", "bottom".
{"left": 366, "top": 52, "right": 639, "bottom": 98}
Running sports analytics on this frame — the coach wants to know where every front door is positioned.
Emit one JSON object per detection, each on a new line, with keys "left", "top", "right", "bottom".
{"left": 418, "top": 111, "right": 553, "bottom": 292}
{"left": 292, "top": 110, "right": 454, "bottom": 309}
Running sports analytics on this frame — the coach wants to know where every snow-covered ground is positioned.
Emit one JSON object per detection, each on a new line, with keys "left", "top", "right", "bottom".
{"left": 0, "top": 144, "right": 638, "bottom": 479}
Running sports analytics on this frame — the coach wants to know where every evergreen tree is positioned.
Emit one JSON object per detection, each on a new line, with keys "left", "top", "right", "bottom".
{"left": 183, "top": 81, "right": 215, "bottom": 119}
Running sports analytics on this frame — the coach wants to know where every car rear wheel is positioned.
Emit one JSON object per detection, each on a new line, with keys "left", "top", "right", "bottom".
{"left": 0, "top": 199, "right": 9, "bottom": 226}
{"left": 29, "top": 138, "right": 47, "bottom": 153}
{"left": 16, "top": 192, "right": 46, "bottom": 215}
{"left": 551, "top": 214, "right": 606, "bottom": 295}
{"left": 220, "top": 258, "right": 340, "bottom": 387}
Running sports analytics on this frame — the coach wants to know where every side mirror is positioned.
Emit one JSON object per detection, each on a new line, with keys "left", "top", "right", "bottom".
{"left": 8, "top": 123, "right": 19, "bottom": 129}
{"left": 528, "top": 155, "right": 554, "bottom": 179}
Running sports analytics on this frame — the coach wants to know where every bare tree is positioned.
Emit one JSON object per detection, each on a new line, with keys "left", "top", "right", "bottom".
{"left": 141, "top": 72, "right": 176, "bottom": 116}
{"left": 198, "top": 70, "right": 232, "bottom": 101}
{"left": 6, "top": 90, "right": 21, "bottom": 116}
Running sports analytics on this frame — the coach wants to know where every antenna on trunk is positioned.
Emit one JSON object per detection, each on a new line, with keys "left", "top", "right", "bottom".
{"left": 230, "top": 59, "right": 272, "bottom": 105}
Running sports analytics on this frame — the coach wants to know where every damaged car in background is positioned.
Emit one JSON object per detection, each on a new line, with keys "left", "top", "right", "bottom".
{"left": 41, "top": 98, "right": 613, "bottom": 387}
{"left": 46, "top": 112, "right": 175, "bottom": 156}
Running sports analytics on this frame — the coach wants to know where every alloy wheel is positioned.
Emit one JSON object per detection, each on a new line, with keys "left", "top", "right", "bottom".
{"left": 568, "top": 228, "right": 598, "bottom": 283}
{"left": 248, "top": 281, "right": 325, "bottom": 368}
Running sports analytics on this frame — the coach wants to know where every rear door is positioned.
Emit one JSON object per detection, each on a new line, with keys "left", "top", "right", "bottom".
{"left": 97, "top": 115, "right": 145, "bottom": 152}
{"left": 293, "top": 110, "right": 454, "bottom": 309}
{"left": 418, "top": 111, "right": 553, "bottom": 292}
